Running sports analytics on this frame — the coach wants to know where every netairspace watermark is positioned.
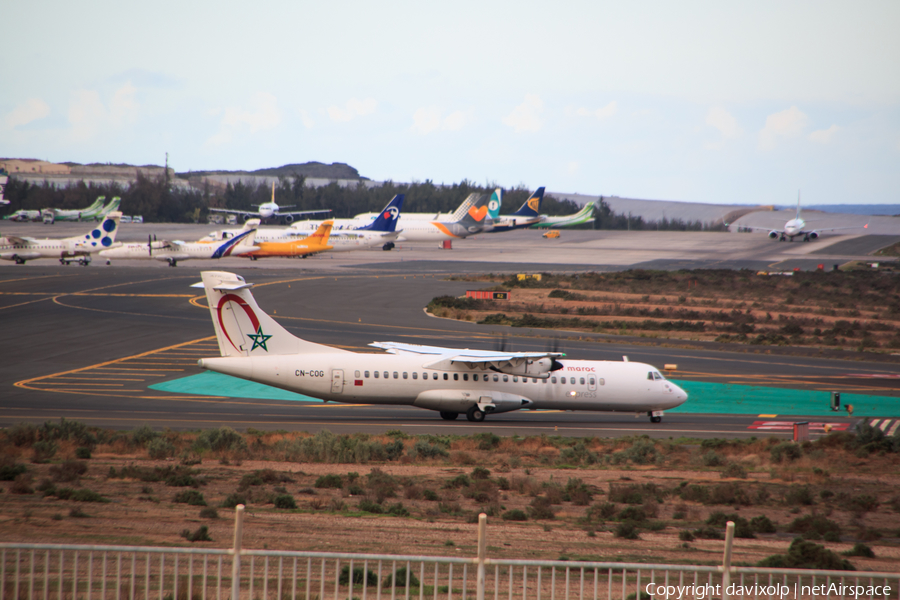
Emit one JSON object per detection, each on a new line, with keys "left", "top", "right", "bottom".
{"left": 644, "top": 582, "right": 893, "bottom": 599}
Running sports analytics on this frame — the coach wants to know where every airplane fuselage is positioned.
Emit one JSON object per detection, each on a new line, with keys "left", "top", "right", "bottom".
{"left": 199, "top": 353, "right": 686, "bottom": 415}
{"left": 783, "top": 217, "right": 805, "bottom": 238}
{"left": 0, "top": 238, "right": 100, "bottom": 262}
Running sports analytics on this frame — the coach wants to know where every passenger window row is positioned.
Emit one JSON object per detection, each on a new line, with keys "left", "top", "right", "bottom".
{"left": 351, "top": 371, "right": 603, "bottom": 387}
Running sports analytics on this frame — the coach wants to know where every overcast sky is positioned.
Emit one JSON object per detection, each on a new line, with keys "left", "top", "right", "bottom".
{"left": 2, "top": 1, "right": 898, "bottom": 204}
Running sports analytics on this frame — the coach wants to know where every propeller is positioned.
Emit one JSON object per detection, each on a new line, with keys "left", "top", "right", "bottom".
{"left": 546, "top": 336, "right": 565, "bottom": 371}
{"left": 494, "top": 332, "right": 510, "bottom": 353}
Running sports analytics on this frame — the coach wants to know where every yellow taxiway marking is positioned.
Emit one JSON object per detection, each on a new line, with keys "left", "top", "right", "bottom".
{"left": 759, "top": 414, "right": 778, "bottom": 417}
{"left": 15, "top": 336, "right": 216, "bottom": 395}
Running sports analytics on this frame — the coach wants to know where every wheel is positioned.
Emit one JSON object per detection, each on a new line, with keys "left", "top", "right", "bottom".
{"left": 383, "top": 242, "right": 395, "bottom": 251}
{"left": 439, "top": 411, "right": 459, "bottom": 421}
{"left": 648, "top": 411, "right": 662, "bottom": 423}
{"left": 466, "top": 406, "right": 486, "bottom": 422}
{"left": 169, "top": 260, "right": 177, "bottom": 267}
{"left": 106, "top": 260, "right": 111, "bottom": 266}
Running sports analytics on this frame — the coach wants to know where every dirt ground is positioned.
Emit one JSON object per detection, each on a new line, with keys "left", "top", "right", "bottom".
{"left": 2, "top": 446, "right": 899, "bottom": 573}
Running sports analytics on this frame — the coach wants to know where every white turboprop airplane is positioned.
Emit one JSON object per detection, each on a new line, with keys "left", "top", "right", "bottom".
{"left": 193, "top": 271, "right": 688, "bottom": 423}
{"left": 740, "top": 193, "right": 867, "bottom": 242}
{"left": 209, "top": 183, "right": 331, "bottom": 224}
{"left": 0, "top": 212, "right": 122, "bottom": 265}
{"left": 100, "top": 220, "right": 259, "bottom": 267}
{"left": 42, "top": 197, "right": 106, "bottom": 223}
{"left": 6, "top": 209, "right": 41, "bottom": 222}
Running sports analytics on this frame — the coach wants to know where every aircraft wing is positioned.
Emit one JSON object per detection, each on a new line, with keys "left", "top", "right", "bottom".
{"left": 209, "top": 208, "right": 255, "bottom": 216}
{"left": 277, "top": 209, "right": 333, "bottom": 218}
{"left": 4, "top": 236, "right": 34, "bottom": 245}
{"left": 369, "top": 342, "right": 565, "bottom": 378}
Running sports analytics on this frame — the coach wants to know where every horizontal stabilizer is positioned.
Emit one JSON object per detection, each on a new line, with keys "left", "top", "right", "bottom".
{"left": 191, "top": 280, "right": 254, "bottom": 291}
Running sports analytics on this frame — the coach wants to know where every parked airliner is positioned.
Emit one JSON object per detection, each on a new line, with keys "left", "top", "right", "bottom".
{"left": 486, "top": 187, "right": 545, "bottom": 233}
{"left": 348, "top": 193, "right": 495, "bottom": 241}
{"left": 194, "top": 271, "right": 688, "bottom": 422}
{"left": 204, "top": 195, "right": 404, "bottom": 252}
{"left": 531, "top": 201, "right": 596, "bottom": 229}
{"left": 209, "top": 183, "right": 330, "bottom": 224}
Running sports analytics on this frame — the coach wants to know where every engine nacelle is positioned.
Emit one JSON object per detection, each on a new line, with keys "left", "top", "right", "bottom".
{"left": 284, "top": 215, "right": 294, "bottom": 223}
{"left": 494, "top": 357, "right": 562, "bottom": 379}
{"left": 414, "top": 390, "right": 533, "bottom": 414}
{"left": 808, "top": 231, "right": 819, "bottom": 240}
{"left": 768, "top": 231, "right": 779, "bottom": 239}
{"left": 243, "top": 214, "right": 253, "bottom": 222}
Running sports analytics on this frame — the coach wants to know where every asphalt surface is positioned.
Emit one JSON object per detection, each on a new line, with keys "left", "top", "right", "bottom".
{"left": 2, "top": 226, "right": 899, "bottom": 439}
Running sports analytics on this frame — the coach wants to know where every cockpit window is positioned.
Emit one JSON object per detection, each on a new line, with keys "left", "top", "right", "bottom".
{"left": 649, "top": 371, "right": 664, "bottom": 380}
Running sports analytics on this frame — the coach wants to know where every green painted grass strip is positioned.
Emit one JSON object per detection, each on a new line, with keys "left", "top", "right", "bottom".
{"left": 669, "top": 380, "right": 897, "bottom": 417}
{"left": 149, "top": 372, "right": 322, "bottom": 402}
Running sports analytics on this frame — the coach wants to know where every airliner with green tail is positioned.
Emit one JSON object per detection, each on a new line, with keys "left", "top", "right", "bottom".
{"left": 531, "top": 200, "right": 596, "bottom": 228}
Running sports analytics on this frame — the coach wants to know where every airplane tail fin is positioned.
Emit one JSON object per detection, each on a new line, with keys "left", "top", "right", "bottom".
{"left": 512, "top": 187, "right": 545, "bottom": 217}
{"left": 99, "top": 197, "right": 122, "bottom": 218}
{"left": 796, "top": 191, "right": 802, "bottom": 219}
{"left": 450, "top": 193, "right": 481, "bottom": 221}
{"left": 357, "top": 195, "right": 404, "bottom": 232}
{"left": 488, "top": 189, "right": 502, "bottom": 219}
{"left": 83, "top": 197, "right": 105, "bottom": 214}
{"left": 69, "top": 211, "right": 122, "bottom": 247}
{"left": 213, "top": 222, "right": 258, "bottom": 257}
{"left": 307, "top": 220, "right": 333, "bottom": 243}
{"left": 454, "top": 193, "right": 492, "bottom": 231}
{"left": 195, "top": 271, "right": 347, "bottom": 358}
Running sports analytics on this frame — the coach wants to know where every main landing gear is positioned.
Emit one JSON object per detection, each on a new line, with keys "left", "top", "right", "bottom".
{"left": 439, "top": 407, "right": 487, "bottom": 422}
{"left": 648, "top": 411, "right": 662, "bottom": 423}
{"left": 382, "top": 242, "right": 395, "bottom": 251}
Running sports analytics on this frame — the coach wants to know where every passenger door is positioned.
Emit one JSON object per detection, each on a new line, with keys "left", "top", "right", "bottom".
{"left": 331, "top": 369, "right": 344, "bottom": 394}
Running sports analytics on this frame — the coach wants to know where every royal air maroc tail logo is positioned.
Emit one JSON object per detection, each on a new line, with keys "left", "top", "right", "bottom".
{"left": 216, "top": 294, "right": 270, "bottom": 352}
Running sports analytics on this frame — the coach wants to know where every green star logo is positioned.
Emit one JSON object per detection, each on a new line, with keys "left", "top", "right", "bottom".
{"left": 247, "top": 326, "right": 272, "bottom": 352}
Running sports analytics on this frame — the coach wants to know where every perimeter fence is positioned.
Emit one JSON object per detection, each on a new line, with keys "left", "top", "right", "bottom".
{"left": 2, "top": 509, "right": 897, "bottom": 600}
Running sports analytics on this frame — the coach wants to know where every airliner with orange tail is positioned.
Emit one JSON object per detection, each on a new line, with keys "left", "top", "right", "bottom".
{"left": 246, "top": 221, "right": 333, "bottom": 260}
{"left": 351, "top": 193, "right": 494, "bottom": 242}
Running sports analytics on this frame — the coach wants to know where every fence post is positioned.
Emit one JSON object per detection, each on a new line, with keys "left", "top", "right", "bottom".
{"left": 476, "top": 513, "right": 487, "bottom": 600}
{"left": 722, "top": 521, "right": 735, "bottom": 600}
{"left": 231, "top": 505, "right": 245, "bottom": 600}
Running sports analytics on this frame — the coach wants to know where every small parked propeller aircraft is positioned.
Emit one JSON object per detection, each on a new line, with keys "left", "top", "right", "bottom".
{"left": 99, "top": 220, "right": 259, "bottom": 266}
{"left": 193, "top": 271, "right": 688, "bottom": 422}
{"left": 0, "top": 212, "right": 122, "bottom": 265}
